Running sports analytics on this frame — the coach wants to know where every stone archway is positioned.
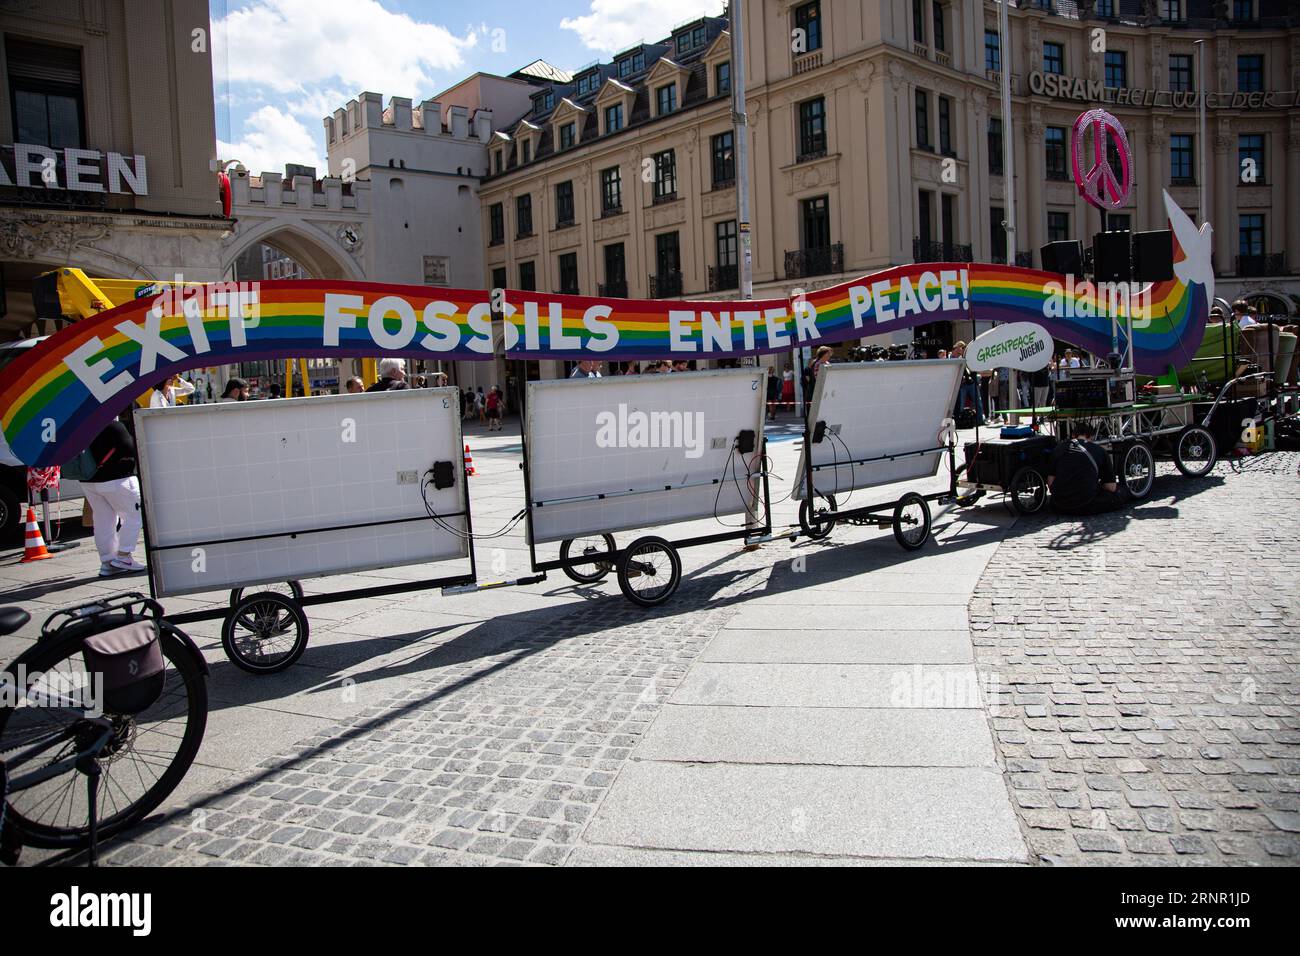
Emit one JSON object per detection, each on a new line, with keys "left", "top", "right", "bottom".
{"left": 220, "top": 220, "right": 363, "bottom": 282}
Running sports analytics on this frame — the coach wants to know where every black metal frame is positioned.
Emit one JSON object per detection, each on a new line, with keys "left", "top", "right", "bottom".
{"left": 794, "top": 412, "right": 960, "bottom": 533}
{"left": 133, "top": 403, "right": 477, "bottom": 631}
{"left": 517, "top": 406, "right": 774, "bottom": 581}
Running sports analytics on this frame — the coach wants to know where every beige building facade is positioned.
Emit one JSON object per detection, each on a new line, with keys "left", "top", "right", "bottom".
{"left": 479, "top": 0, "right": 1300, "bottom": 365}
{"left": 0, "top": 0, "right": 226, "bottom": 340}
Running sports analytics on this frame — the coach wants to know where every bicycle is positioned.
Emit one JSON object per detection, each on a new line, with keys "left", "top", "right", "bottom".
{"left": 0, "top": 593, "right": 208, "bottom": 865}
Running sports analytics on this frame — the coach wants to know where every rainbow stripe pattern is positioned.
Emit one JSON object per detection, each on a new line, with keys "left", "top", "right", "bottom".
{"left": 0, "top": 280, "right": 492, "bottom": 467}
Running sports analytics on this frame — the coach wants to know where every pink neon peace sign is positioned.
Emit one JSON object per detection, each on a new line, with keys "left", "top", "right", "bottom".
{"left": 1071, "top": 108, "right": 1132, "bottom": 211}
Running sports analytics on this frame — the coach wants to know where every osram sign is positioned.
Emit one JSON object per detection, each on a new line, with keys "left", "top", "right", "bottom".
{"left": 966, "top": 322, "right": 1052, "bottom": 373}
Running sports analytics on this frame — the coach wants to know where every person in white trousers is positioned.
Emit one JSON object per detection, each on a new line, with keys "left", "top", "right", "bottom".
{"left": 81, "top": 419, "right": 146, "bottom": 577}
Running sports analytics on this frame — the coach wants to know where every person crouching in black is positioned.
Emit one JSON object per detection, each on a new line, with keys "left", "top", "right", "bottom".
{"left": 1046, "top": 422, "right": 1127, "bottom": 515}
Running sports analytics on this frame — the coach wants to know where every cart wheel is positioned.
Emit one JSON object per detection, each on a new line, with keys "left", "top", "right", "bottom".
{"left": 222, "top": 592, "right": 309, "bottom": 674}
{"left": 1120, "top": 441, "right": 1155, "bottom": 499}
{"left": 892, "top": 493, "right": 932, "bottom": 551}
{"left": 1173, "top": 425, "right": 1217, "bottom": 478}
{"left": 617, "top": 536, "right": 682, "bottom": 608}
{"left": 229, "top": 580, "right": 304, "bottom": 608}
{"left": 798, "top": 493, "right": 838, "bottom": 541}
{"left": 1007, "top": 467, "right": 1047, "bottom": 515}
{"left": 560, "top": 534, "right": 617, "bottom": 584}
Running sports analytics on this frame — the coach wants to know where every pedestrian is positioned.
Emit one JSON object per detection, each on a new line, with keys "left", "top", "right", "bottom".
{"left": 345, "top": 377, "right": 364, "bottom": 394}
{"left": 476, "top": 386, "right": 486, "bottom": 423}
{"left": 812, "top": 346, "right": 833, "bottom": 379}
{"left": 79, "top": 417, "right": 145, "bottom": 577}
{"left": 149, "top": 374, "right": 196, "bottom": 408}
{"left": 485, "top": 385, "right": 503, "bottom": 431}
{"left": 1047, "top": 422, "right": 1127, "bottom": 515}
{"left": 673, "top": 360, "right": 690, "bottom": 373}
{"left": 951, "top": 342, "right": 986, "bottom": 425}
{"left": 1031, "top": 361, "right": 1052, "bottom": 409}
{"left": 766, "top": 366, "right": 780, "bottom": 421}
{"left": 366, "top": 357, "right": 409, "bottom": 392}
{"left": 937, "top": 348, "right": 949, "bottom": 359}
{"left": 782, "top": 363, "right": 795, "bottom": 413}
{"left": 220, "top": 377, "right": 249, "bottom": 402}
{"left": 1232, "top": 299, "right": 1257, "bottom": 328}
{"left": 268, "top": 383, "right": 283, "bottom": 399}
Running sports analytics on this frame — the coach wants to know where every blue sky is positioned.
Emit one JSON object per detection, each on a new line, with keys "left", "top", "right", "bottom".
{"left": 209, "top": 0, "right": 725, "bottom": 176}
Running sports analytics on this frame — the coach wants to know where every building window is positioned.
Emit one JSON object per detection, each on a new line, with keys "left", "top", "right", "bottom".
{"left": 938, "top": 96, "right": 953, "bottom": 156}
{"left": 518, "top": 261, "right": 536, "bottom": 291}
{"left": 798, "top": 97, "right": 827, "bottom": 160}
{"left": 540, "top": 91, "right": 554, "bottom": 112}
{"left": 1097, "top": 0, "right": 1115, "bottom": 16}
{"left": 918, "top": 189, "right": 933, "bottom": 246}
{"left": 676, "top": 25, "right": 707, "bottom": 54}
{"left": 656, "top": 84, "right": 677, "bottom": 116}
{"left": 521, "top": 139, "right": 532, "bottom": 164}
{"left": 653, "top": 149, "right": 677, "bottom": 201}
{"left": 655, "top": 232, "right": 681, "bottom": 281}
{"left": 491, "top": 266, "right": 507, "bottom": 290}
{"left": 559, "top": 122, "right": 576, "bottom": 150}
{"left": 555, "top": 180, "right": 574, "bottom": 227}
{"left": 916, "top": 90, "right": 931, "bottom": 150}
{"left": 988, "top": 117, "right": 1004, "bottom": 176}
{"left": 617, "top": 51, "right": 646, "bottom": 78}
{"left": 516, "top": 194, "right": 533, "bottom": 237}
{"left": 711, "top": 131, "right": 735, "bottom": 187}
{"left": 1237, "top": 55, "right": 1263, "bottom": 92}
{"left": 1043, "top": 41, "right": 1064, "bottom": 76}
{"left": 1045, "top": 127, "right": 1067, "bottom": 180}
{"left": 1047, "top": 211, "right": 1070, "bottom": 244}
{"left": 1161, "top": 0, "right": 1181, "bottom": 20}
{"left": 801, "top": 195, "right": 830, "bottom": 251}
{"left": 1109, "top": 214, "right": 1131, "bottom": 233}
{"left": 1238, "top": 134, "right": 1265, "bottom": 184}
{"left": 1233, "top": 0, "right": 1254, "bottom": 20}
{"left": 604, "top": 103, "right": 624, "bottom": 134}
{"left": 1170, "top": 134, "right": 1194, "bottom": 184}
{"left": 489, "top": 203, "right": 504, "bottom": 245}
{"left": 716, "top": 220, "right": 738, "bottom": 268}
{"left": 7, "top": 38, "right": 85, "bottom": 149}
{"left": 576, "top": 73, "right": 597, "bottom": 97}
{"left": 913, "top": 0, "right": 926, "bottom": 45}
{"left": 423, "top": 256, "right": 450, "bottom": 286}
{"left": 984, "top": 30, "right": 1000, "bottom": 73}
{"left": 604, "top": 243, "right": 626, "bottom": 288}
{"left": 1238, "top": 214, "right": 1264, "bottom": 257}
{"left": 492, "top": 149, "right": 503, "bottom": 174}
{"left": 990, "top": 206, "right": 1007, "bottom": 263}
{"left": 794, "top": 1, "right": 822, "bottom": 53}
{"left": 932, "top": 1, "right": 946, "bottom": 54}
{"left": 1104, "top": 50, "right": 1127, "bottom": 89}
{"left": 716, "top": 61, "right": 731, "bottom": 96}
{"left": 1169, "top": 54, "right": 1193, "bottom": 92}
{"left": 601, "top": 166, "right": 622, "bottom": 213}
{"left": 558, "top": 252, "right": 579, "bottom": 294}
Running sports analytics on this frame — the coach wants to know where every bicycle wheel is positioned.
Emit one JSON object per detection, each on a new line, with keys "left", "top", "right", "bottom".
{"left": 892, "top": 492, "right": 932, "bottom": 551}
{"left": 1007, "top": 466, "right": 1047, "bottom": 515}
{"left": 560, "top": 534, "right": 616, "bottom": 584}
{"left": 1173, "top": 425, "right": 1217, "bottom": 478}
{"left": 616, "top": 536, "right": 682, "bottom": 608}
{"left": 1121, "top": 441, "right": 1155, "bottom": 499}
{"left": 798, "top": 492, "right": 838, "bottom": 541}
{"left": 0, "top": 622, "right": 207, "bottom": 848}
{"left": 222, "top": 592, "right": 309, "bottom": 674}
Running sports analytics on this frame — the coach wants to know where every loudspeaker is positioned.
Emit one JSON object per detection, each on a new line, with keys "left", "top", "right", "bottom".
{"left": 1093, "top": 230, "right": 1132, "bottom": 283}
{"left": 1132, "top": 229, "right": 1174, "bottom": 282}
{"left": 1040, "top": 240, "right": 1084, "bottom": 277}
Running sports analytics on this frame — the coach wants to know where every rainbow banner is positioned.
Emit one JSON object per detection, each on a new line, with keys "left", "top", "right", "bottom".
{"left": 0, "top": 280, "right": 493, "bottom": 467}
{"left": 1, "top": 193, "right": 1211, "bottom": 468}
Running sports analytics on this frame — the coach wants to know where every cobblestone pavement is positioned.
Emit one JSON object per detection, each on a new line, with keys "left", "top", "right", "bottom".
{"left": 97, "top": 568, "right": 770, "bottom": 866}
{"left": 970, "top": 453, "right": 1300, "bottom": 866}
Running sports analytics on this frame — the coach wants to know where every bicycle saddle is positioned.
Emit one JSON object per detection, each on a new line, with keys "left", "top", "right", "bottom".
{"left": 0, "top": 607, "right": 30, "bottom": 636}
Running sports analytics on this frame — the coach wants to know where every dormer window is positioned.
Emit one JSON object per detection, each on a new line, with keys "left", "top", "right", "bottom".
{"left": 522, "top": 139, "right": 532, "bottom": 163}
{"left": 616, "top": 51, "right": 646, "bottom": 78}
{"left": 559, "top": 122, "right": 576, "bottom": 150}
{"left": 576, "top": 73, "right": 598, "bottom": 97}
{"left": 656, "top": 84, "right": 677, "bottom": 116}
{"left": 716, "top": 61, "right": 731, "bottom": 96}
{"left": 675, "top": 25, "right": 708, "bottom": 54}
{"left": 492, "top": 149, "right": 503, "bottom": 174}
{"left": 537, "top": 90, "right": 554, "bottom": 113}
{"left": 604, "top": 103, "right": 624, "bottom": 134}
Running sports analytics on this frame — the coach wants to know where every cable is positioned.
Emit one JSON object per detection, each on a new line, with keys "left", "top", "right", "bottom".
{"left": 419, "top": 476, "right": 525, "bottom": 540}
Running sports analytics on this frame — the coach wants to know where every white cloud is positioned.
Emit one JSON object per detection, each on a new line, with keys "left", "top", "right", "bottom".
{"left": 212, "top": 0, "right": 475, "bottom": 96}
{"left": 560, "top": 0, "right": 727, "bottom": 54}
{"left": 218, "top": 105, "right": 323, "bottom": 176}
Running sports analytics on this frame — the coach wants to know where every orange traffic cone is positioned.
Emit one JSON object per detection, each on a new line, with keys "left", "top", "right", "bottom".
{"left": 463, "top": 445, "right": 476, "bottom": 477}
{"left": 20, "top": 507, "right": 53, "bottom": 562}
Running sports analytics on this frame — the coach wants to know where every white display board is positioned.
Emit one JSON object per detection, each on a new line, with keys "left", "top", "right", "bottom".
{"left": 525, "top": 369, "right": 766, "bottom": 543}
{"left": 135, "top": 387, "right": 469, "bottom": 597}
{"left": 794, "top": 360, "right": 962, "bottom": 500}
